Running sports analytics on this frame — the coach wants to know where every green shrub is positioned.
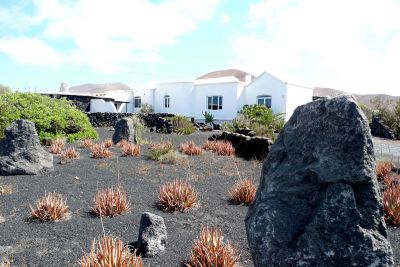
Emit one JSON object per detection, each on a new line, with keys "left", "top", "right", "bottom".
{"left": 0, "top": 92, "right": 98, "bottom": 142}
{"left": 241, "top": 104, "right": 285, "bottom": 130}
{"left": 147, "top": 142, "right": 173, "bottom": 160}
{"left": 159, "top": 150, "right": 188, "bottom": 165}
{"left": 202, "top": 111, "right": 214, "bottom": 124}
{"left": 222, "top": 105, "right": 285, "bottom": 139}
{"left": 140, "top": 103, "right": 154, "bottom": 113}
{"left": 371, "top": 98, "right": 400, "bottom": 135}
{"left": 167, "top": 115, "right": 196, "bottom": 135}
{"left": 222, "top": 114, "right": 275, "bottom": 138}
{"left": 359, "top": 103, "right": 373, "bottom": 123}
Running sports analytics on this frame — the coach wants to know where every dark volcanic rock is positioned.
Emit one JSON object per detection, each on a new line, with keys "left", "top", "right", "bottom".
{"left": 87, "top": 112, "right": 175, "bottom": 128}
{"left": 246, "top": 95, "right": 393, "bottom": 266}
{"left": 209, "top": 131, "right": 271, "bottom": 160}
{"left": 112, "top": 117, "right": 135, "bottom": 144}
{"left": 370, "top": 116, "right": 397, "bottom": 140}
{"left": 137, "top": 212, "right": 167, "bottom": 257}
{"left": 0, "top": 120, "right": 53, "bottom": 175}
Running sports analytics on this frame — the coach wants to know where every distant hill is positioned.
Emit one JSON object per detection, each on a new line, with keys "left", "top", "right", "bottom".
{"left": 67, "top": 83, "right": 131, "bottom": 94}
{"left": 313, "top": 87, "right": 400, "bottom": 109}
{"left": 197, "top": 69, "right": 255, "bottom": 82}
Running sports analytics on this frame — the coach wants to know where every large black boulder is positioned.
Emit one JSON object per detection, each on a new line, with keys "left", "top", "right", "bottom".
{"left": 112, "top": 117, "right": 136, "bottom": 144}
{"left": 246, "top": 95, "right": 393, "bottom": 266}
{"left": 370, "top": 116, "right": 397, "bottom": 140}
{"left": 0, "top": 120, "right": 53, "bottom": 175}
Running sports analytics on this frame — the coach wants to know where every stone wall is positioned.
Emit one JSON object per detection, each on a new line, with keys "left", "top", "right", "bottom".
{"left": 209, "top": 131, "right": 273, "bottom": 160}
{"left": 86, "top": 113, "right": 175, "bottom": 128}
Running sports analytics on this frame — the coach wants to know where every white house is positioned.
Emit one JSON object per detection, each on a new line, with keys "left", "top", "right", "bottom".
{"left": 59, "top": 69, "right": 313, "bottom": 121}
{"left": 130, "top": 69, "right": 313, "bottom": 121}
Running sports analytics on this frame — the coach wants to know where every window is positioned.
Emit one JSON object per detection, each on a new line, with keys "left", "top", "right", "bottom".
{"left": 257, "top": 95, "right": 272, "bottom": 108}
{"left": 134, "top": 97, "right": 141, "bottom": 108}
{"left": 164, "top": 95, "right": 170, "bottom": 108}
{"left": 207, "top": 96, "right": 223, "bottom": 110}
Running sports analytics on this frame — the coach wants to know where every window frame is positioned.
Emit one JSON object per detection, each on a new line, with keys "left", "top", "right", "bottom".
{"left": 207, "top": 95, "right": 223, "bottom": 110}
{"left": 164, "top": 95, "right": 170, "bottom": 108}
{"left": 134, "top": 97, "right": 141, "bottom": 108}
{"left": 257, "top": 95, "right": 272, "bottom": 108}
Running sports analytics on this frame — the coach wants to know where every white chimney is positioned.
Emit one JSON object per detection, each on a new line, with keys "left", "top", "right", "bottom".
{"left": 245, "top": 74, "right": 252, "bottom": 84}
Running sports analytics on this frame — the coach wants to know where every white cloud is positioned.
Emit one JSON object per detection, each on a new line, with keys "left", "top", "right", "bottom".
{"left": 0, "top": 37, "right": 65, "bottom": 66}
{"left": 0, "top": 0, "right": 221, "bottom": 72}
{"left": 233, "top": 0, "right": 400, "bottom": 95}
{"left": 220, "top": 13, "right": 230, "bottom": 24}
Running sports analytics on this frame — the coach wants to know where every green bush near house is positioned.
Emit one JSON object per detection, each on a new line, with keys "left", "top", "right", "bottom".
{"left": 167, "top": 115, "right": 196, "bottom": 135}
{"left": 140, "top": 103, "right": 154, "bottom": 113}
{"left": 202, "top": 111, "right": 214, "bottom": 124}
{"left": 371, "top": 97, "right": 400, "bottom": 136}
{"left": 0, "top": 92, "right": 98, "bottom": 142}
{"left": 222, "top": 104, "right": 285, "bottom": 139}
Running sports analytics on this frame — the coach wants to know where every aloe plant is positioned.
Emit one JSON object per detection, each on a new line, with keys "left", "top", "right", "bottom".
{"left": 202, "top": 111, "right": 214, "bottom": 124}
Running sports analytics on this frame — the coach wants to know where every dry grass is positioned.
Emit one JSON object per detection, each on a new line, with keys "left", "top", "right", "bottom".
{"left": 159, "top": 150, "right": 189, "bottom": 165}
{"left": 228, "top": 179, "right": 257, "bottom": 206}
{"left": 186, "top": 226, "right": 239, "bottom": 267}
{"left": 158, "top": 179, "right": 198, "bottom": 212}
{"left": 30, "top": 192, "right": 70, "bottom": 222}
{"left": 121, "top": 143, "right": 141, "bottom": 157}
{"left": 148, "top": 142, "right": 173, "bottom": 160}
{"left": 0, "top": 184, "right": 12, "bottom": 195}
{"left": 61, "top": 147, "right": 80, "bottom": 160}
{"left": 179, "top": 141, "right": 203, "bottom": 156}
{"left": 203, "top": 141, "right": 235, "bottom": 156}
{"left": 137, "top": 163, "right": 151, "bottom": 175}
{"left": 95, "top": 161, "right": 110, "bottom": 169}
{"left": 91, "top": 144, "right": 112, "bottom": 158}
{"left": 383, "top": 184, "right": 400, "bottom": 225}
{"left": 78, "top": 236, "right": 142, "bottom": 267}
{"left": 103, "top": 138, "right": 113, "bottom": 148}
{"left": 149, "top": 141, "right": 173, "bottom": 151}
{"left": 117, "top": 139, "right": 129, "bottom": 148}
{"left": 82, "top": 139, "right": 94, "bottom": 148}
{"left": 48, "top": 139, "right": 65, "bottom": 154}
{"left": 376, "top": 160, "right": 394, "bottom": 181}
{"left": 60, "top": 147, "right": 80, "bottom": 164}
{"left": 91, "top": 186, "right": 130, "bottom": 217}
{"left": 384, "top": 173, "right": 400, "bottom": 188}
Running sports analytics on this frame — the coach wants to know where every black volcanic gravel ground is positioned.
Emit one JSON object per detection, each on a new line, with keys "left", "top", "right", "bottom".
{"left": 0, "top": 128, "right": 261, "bottom": 267}
{"left": 1, "top": 128, "right": 399, "bottom": 266}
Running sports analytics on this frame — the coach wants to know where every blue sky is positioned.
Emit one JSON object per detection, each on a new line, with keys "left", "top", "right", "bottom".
{"left": 1, "top": 0, "right": 400, "bottom": 95}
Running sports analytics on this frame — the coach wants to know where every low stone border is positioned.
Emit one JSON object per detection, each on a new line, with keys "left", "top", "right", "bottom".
{"left": 86, "top": 113, "right": 175, "bottom": 128}
{"left": 209, "top": 131, "right": 273, "bottom": 160}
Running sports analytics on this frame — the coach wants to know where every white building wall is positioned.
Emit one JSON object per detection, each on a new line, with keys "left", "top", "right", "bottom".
{"left": 285, "top": 83, "right": 313, "bottom": 121}
{"left": 93, "top": 90, "right": 134, "bottom": 112}
{"left": 116, "top": 103, "right": 129, "bottom": 113}
{"left": 154, "top": 82, "right": 194, "bottom": 116}
{"left": 90, "top": 99, "right": 117, "bottom": 113}
{"left": 193, "top": 82, "right": 240, "bottom": 121}
{"left": 133, "top": 89, "right": 154, "bottom": 113}
{"left": 236, "top": 83, "right": 246, "bottom": 113}
{"left": 245, "top": 72, "right": 287, "bottom": 115}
